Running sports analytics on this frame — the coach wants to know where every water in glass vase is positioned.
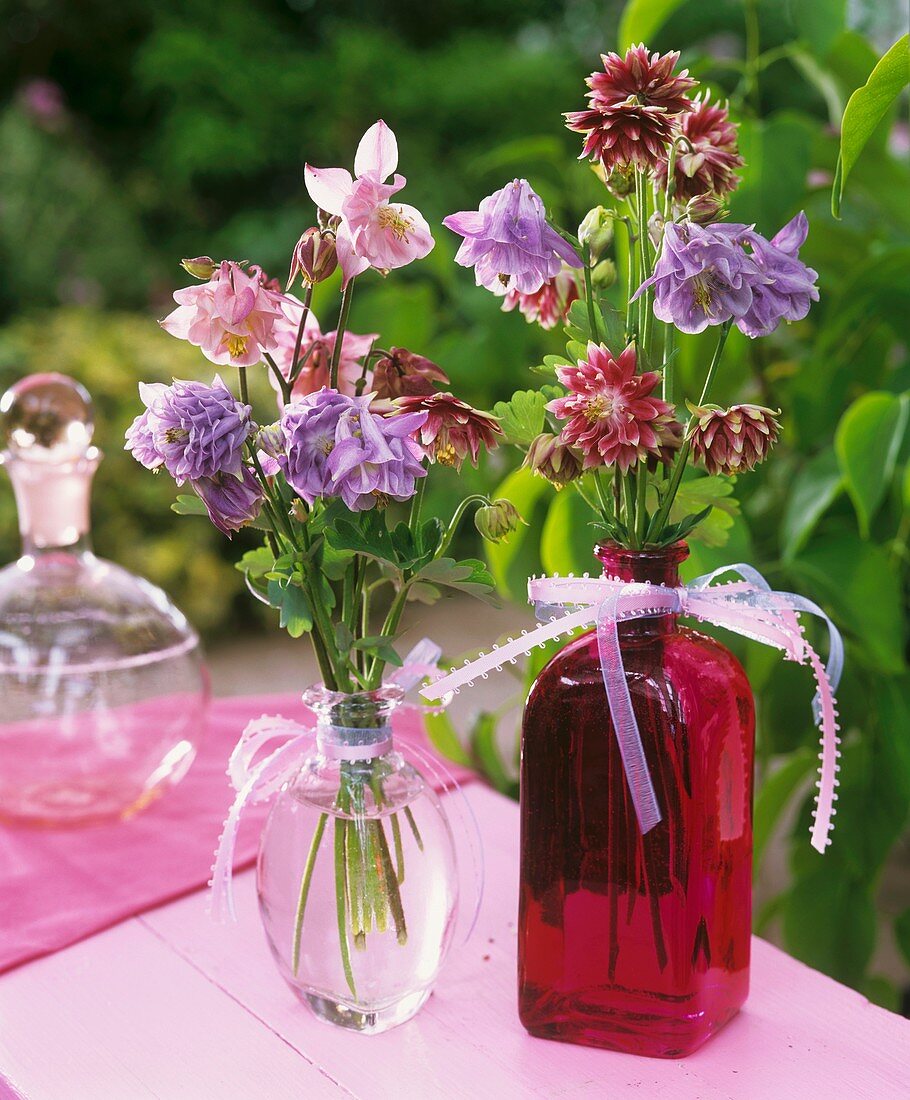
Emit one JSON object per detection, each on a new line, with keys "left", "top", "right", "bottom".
{"left": 257, "top": 687, "right": 458, "bottom": 1034}
{"left": 518, "top": 542, "right": 755, "bottom": 1058}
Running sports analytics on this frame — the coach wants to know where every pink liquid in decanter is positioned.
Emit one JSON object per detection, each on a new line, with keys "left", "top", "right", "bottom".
{"left": 0, "top": 373, "right": 209, "bottom": 826}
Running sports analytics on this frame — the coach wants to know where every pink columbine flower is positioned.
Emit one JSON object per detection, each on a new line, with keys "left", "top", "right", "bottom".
{"left": 393, "top": 393, "right": 502, "bottom": 469}
{"left": 502, "top": 264, "right": 581, "bottom": 329}
{"left": 160, "top": 260, "right": 284, "bottom": 367}
{"left": 444, "top": 179, "right": 582, "bottom": 297}
{"left": 689, "top": 403, "right": 781, "bottom": 476}
{"left": 304, "top": 120, "right": 435, "bottom": 287}
{"left": 547, "top": 342, "right": 676, "bottom": 472}
{"left": 268, "top": 295, "right": 377, "bottom": 403}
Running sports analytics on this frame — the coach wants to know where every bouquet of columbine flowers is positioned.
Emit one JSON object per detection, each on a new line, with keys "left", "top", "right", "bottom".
{"left": 125, "top": 121, "right": 513, "bottom": 987}
{"left": 441, "top": 44, "right": 819, "bottom": 547}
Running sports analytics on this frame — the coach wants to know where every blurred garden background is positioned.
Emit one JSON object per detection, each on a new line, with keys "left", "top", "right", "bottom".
{"left": 1, "top": 0, "right": 909, "bottom": 1009}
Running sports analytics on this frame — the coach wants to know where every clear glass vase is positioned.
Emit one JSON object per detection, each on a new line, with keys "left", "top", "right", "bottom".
{"left": 0, "top": 373, "right": 209, "bottom": 826}
{"left": 257, "top": 685, "right": 458, "bottom": 1034}
{"left": 518, "top": 542, "right": 755, "bottom": 1057}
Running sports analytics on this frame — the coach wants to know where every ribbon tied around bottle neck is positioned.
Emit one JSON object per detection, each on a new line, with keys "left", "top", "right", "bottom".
{"left": 209, "top": 639, "right": 483, "bottom": 937}
{"left": 421, "top": 563, "right": 843, "bottom": 855}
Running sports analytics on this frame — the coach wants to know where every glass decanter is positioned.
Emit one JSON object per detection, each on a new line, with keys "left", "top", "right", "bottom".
{"left": 257, "top": 685, "right": 458, "bottom": 1034}
{"left": 0, "top": 372, "right": 209, "bottom": 826}
{"left": 518, "top": 542, "right": 755, "bottom": 1057}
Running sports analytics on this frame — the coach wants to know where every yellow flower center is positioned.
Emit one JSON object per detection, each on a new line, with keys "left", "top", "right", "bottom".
{"left": 164, "top": 427, "right": 188, "bottom": 443}
{"left": 583, "top": 395, "right": 614, "bottom": 423}
{"left": 226, "top": 333, "right": 248, "bottom": 359}
{"left": 435, "top": 440, "right": 457, "bottom": 466}
{"left": 693, "top": 275, "right": 713, "bottom": 314}
{"left": 377, "top": 205, "right": 413, "bottom": 240}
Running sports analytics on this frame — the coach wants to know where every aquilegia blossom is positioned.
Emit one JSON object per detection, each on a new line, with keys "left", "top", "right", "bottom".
{"left": 565, "top": 45, "right": 696, "bottom": 173}
{"left": 280, "top": 389, "right": 427, "bottom": 510}
{"left": 269, "top": 295, "right": 377, "bottom": 401}
{"left": 502, "top": 264, "right": 581, "bottom": 330}
{"left": 125, "top": 376, "right": 254, "bottom": 484}
{"left": 653, "top": 94, "right": 744, "bottom": 203}
{"left": 689, "top": 403, "right": 781, "bottom": 476}
{"left": 736, "top": 213, "right": 819, "bottom": 338}
{"left": 394, "top": 393, "right": 502, "bottom": 469}
{"left": 193, "top": 467, "right": 264, "bottom": 536}
{"left": 523, "top": 432, "right": 584, "bottom": 489}
{"left": 304, "top": 120, "right": 434, "bottom": 286}
{"left": 548, "top": 343, "right": 676, "bottom": 472}
{"left": 444, "top": 179, "right": 582, "bottom": 297}
{"left": 635, "top": 221, "right": 763, "bottom": 334}
{"left": 371, "top": 348, "right": 450, "bottom": 402}
{"left": 160, "top": 261, "right": 284, "bottom": 367}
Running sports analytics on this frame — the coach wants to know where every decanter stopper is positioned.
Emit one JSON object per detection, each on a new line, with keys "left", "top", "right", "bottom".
{"left": 0, "top": 372, "right": 99, "bottom": 552}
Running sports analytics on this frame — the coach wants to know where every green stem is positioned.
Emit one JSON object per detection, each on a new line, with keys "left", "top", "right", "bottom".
{"left": 636, "top": 173, "right": 653, "bottom": 360}
{"left": 237, "top": 366, "right": 250, "bottom": 407}
{"left": 371, "top": 818, "right": 407, "bottom": 945}
{"left": 330, "top": 279, "right": 356, "bottom": 390}
{"left": 291, "top": 812, "right": 328, "bottom": 974}
{"left": 334, "top": 803, "right": 357, "bottom": 997}
{"left": 623, "top": 473, "right": 638, "bottom": 548}
{"left": 263, "top": 352, "right": 291, "bottom": 405}
{"left": 289, "top": 284, "right": 314, "bottom": 384}
{"left": 582, "top": 246, "right": 600, "bottom": 342}
{"left": 404, "top": 806, "right": 424, "bottom": 852}
{"left": 650, "top": 322, "right": 732, "bottom": 540}
{"left": 635, "top": 464, "right": 649, "bottom": 545}
{"left": 436, "top": 494, "right": 490, "bottom": 559}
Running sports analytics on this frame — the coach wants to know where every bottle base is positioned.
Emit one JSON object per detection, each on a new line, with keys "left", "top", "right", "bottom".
{"left": 520, "top": 996, "right": 743, "bottom": 1058}
{"left": 298, "top": 986, "right": 432, "bottom": 1035}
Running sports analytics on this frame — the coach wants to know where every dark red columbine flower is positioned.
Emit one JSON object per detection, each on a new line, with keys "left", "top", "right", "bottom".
{"left": 689, "top": 403, "right": 781, "bottom": 476}
{"left": 372, "top": 348, "right": 450, "bottom": 401}
{"left": 654, "top": 94, "right": 744, "bottom": 203}
{"left": 394, "top": 392, "right": 502, "bottom": 469}
{"left": 565, "top": 45, "right": 696, "bottom": 173}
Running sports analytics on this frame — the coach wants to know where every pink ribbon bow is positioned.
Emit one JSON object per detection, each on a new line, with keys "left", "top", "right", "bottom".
{"left": 421, "top": 564, "right": 842, "bottom": 855}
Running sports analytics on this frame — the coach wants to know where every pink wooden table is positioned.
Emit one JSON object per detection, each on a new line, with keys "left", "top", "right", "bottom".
{"left": 1, "top": 784, "right": 908, "bottom": 1099}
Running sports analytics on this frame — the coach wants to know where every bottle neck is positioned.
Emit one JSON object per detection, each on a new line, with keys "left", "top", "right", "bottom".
{"left": 303, "top": 685, "right": 403, "bottom": 762}
{"left": 3, "top": 450, "right": 98, "bottom": 559}
{"left": 595, "top": 541, "right": 689, "bottom": 638}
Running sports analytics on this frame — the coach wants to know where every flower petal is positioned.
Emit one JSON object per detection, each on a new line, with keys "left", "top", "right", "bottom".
{"left": 354, "top": 120, "right": 399, "bottom": 181}
{"left": 334, "top": 223, "right": 371, "bottom": 288}
{"left": 304, "top": 165, "right": 353, "bottom": 216}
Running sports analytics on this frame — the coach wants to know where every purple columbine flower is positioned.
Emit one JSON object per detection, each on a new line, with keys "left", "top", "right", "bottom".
{"left": 127, "top": 376, "right": 254, "bottom": 485}
{"left": 634, "top": 221, "right": 764, "bottom": 334}
{"left": 443, "top": 179, "right": 582, "bottom": 297}
{"left": 279, "top": 389, "right": 427, "bottom": 511}
{"left": 735, "top": 212, "right": 819, "bottom": 338}
{"left": 192, "top": 466, "right": 263, "bottom": 537}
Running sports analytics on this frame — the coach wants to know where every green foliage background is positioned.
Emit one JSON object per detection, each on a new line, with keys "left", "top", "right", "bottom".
{"left": 1, "top": 0, "right": 908, "bottom": 1006}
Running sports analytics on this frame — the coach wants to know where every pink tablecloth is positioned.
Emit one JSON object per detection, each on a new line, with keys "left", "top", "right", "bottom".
{"left": 0, "top": 694, "right": 471, "bottom": 975}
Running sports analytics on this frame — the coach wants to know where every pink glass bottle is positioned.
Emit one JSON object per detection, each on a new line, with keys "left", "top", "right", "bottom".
{"left": 518, "top": 542, "right": 754, "bottom": 1057}
{"left": 0, "top": 373, "right": 209, "bottom": 825}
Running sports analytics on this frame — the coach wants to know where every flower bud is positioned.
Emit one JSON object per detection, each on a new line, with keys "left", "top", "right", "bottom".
{"left": 474, "top": 498, "right": 524, "bottom": 543}
{"left": 602, "top": 163, "right": 635, "bottom": 198}
{"left": 181, "top": 256, "right": 216, "bottom": 280}
{"left": 682, "top": 192, "right": 727, "bottom": 225}
{"left": 287, "top": 228, "right": 338, "bottom": 289}
{"left": 257, "top": 422, "right": 285, "bottom": 461}
{"left": 591, "top": 259, "right": 617, "bottom": 289}
{"left": 577, "top": 206, "right": 614, "bottom": 262}
{"left": 523, "top": 433, "right": 584, "bottom": 490}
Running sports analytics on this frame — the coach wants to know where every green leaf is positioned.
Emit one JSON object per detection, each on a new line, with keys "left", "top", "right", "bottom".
{"left": 668, "top": 475, "right": 740, "bottom": 550}
{"left": 267, "top": 579, "right": 313, "bottom": 639}
{"left": 618, "top": 0, "right": 688, "bottom": 51}
{"left": 540, "top": 485, "right": 599, "bottom": 576}
{"left": 754, "top": 749, "right": 816, "bottom": 869}
{"left": 352, "top": 635, "right": 402, "bottom": 667}
{"left": 235, "top": 546, "right": 274, "bottom": 579}
{"left": 834, "top": 391, "right": 908, "bottom": 537}
{"left": 171, "top": 493, "right": 208, "bottom": 516}
{"left": 417, "top": 557, "right": 497, "bottom": 601}
{"left": 424, "top": 710, "right": 471, "bottom": 768}
{"left": 780, "top": 449, "right": 843, "bottom": 560}
{"left": 790, "top": 534, "right": 906, "bottom": 674}
{"left": 326, "top": 513, "right": 400, "bottom": 570}
{"left": 470, "top": 712, "right": 518, "bottom": 799}
{"left": 484, "top": 466, "right": 552, "bottom": 601}
{"left": 833, "top": 35, "right": 910, "bottom": 217}
{"left": 596, "top": 300, "right": 627, "bottom": 350}
{"left": 492, "top": 390, "right": 548, "bottom": 446}
{"left": 782, "top": 868, "right": 876, "bottom": 988}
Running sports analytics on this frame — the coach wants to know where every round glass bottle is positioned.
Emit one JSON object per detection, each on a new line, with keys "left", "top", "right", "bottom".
{"left": 0, "top": 373, "right": 209, "bottom": 825}
{"left": 257, "top": 686, "right": 458, "bottom": 1034}
{"left": 518, "top": 542, "right": 755, "bottom": 1057}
